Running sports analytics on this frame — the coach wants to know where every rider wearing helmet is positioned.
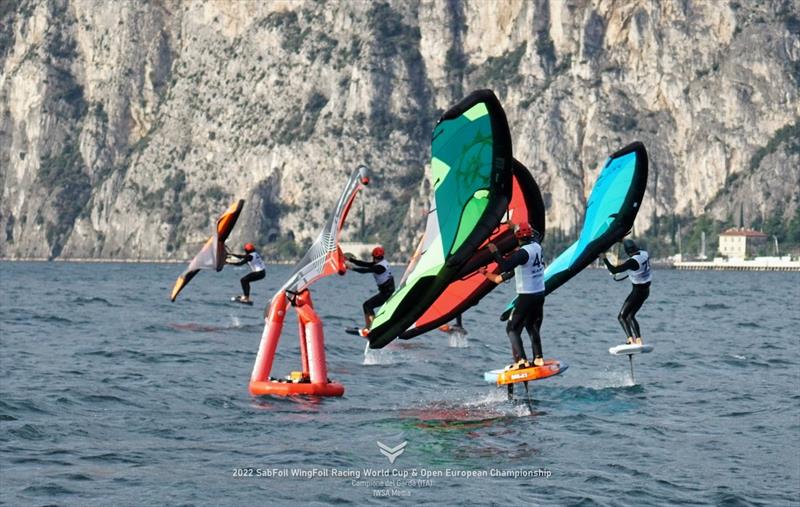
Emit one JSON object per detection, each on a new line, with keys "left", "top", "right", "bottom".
{"left": 226, "top": 242, "right": 266, "bottom": 303}
{"left": 483, "top": 222, "right": 547, "bottom": 369}
{"left": 345, "top": 246, "right": 395, "bottom": 328}
{"left": 599, "top": 239, "right": 651, "bottom": 344}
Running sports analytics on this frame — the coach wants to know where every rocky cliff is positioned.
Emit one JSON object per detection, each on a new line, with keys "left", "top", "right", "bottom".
{"left": 2, "top": 0, "right": 798, "bottom": 260}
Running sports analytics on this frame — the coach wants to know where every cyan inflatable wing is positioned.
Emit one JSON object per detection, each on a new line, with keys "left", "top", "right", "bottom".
{"left": 367, "top": 90, "right": 513, "bottom": 348}
{"left": 399, "top": 159, "right": 544, "bottom": 340}
{"left": 170, "top": 199, "right": 244, "bottom": 301}
{"left": 501, "top": 141, "right": 648, "bottom": 320}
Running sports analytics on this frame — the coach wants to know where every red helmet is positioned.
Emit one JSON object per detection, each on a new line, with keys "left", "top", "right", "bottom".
{"left": 244, "top": 243, "right": 255, "bottom": 253}
{"left": 372, "top": 246, "right": 385, "bottom": 258}
{"left": 514, "top": 222, "right": 533, "bottom": 239}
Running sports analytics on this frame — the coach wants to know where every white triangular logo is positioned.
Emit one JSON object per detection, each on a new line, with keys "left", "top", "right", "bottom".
{"left": 376, "top": 441, "right": 407, "bottom": 464}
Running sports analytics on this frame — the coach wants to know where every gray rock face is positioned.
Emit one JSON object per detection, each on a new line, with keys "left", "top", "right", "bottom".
{"left": 2, "top": 0, "right": 798, "bottom": 259}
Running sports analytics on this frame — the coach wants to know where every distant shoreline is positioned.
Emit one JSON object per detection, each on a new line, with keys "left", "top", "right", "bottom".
{"left": 674, "top": 259, "right": 800, "bottom": 272}
{"left": 0, "top": 257, "right": 671, "bottom": 271}
{"left": 0, "top": 257, "right": 296, "bottom": 265}
{"left": 8, "top": 257, "right": 795, "bottom": 272}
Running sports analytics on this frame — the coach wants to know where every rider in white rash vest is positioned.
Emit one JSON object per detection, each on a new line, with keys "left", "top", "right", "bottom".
{"left": 346, "top": 246, "right": 395, "bottom": 328}
{"left": 599, "top": 239, "right": 652, "bottom": 344}
{"left": 483, "top": 222, "right": 547, "bottom": 369}
{"left": 226, "top": 243, "right": 266, "bottom": 303}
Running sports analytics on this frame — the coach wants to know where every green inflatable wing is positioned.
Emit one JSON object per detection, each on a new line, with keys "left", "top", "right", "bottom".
{"left": 397, "top": 159, "right": 545, "bottom": 341}
{"left": 368, "top": 90, "right": 513, "bottom": 348}
{"left": 501, "top": 141, "right": 648, "bottom": 320}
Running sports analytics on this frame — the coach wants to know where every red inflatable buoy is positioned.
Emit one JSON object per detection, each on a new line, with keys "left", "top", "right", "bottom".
{"left": 249, "top": 380, "right": 344, "bottom": 397}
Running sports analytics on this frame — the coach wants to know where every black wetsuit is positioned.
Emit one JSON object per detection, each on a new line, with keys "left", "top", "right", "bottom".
{"left": 349, "top": 258, "right": 395, "bottom": 319}
{"left": 603, "top": 257, "right": 650, "bottom": 339}
{"left": 494, "top": 244, "right": 545, "bottom": 362}
{"left": 229, "top": 253, "right": 266, "bottom": 297}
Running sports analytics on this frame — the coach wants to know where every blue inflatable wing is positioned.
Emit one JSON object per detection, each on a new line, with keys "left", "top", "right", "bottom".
{"left": 501, "top": 142, "right": 648, "bottom": 321}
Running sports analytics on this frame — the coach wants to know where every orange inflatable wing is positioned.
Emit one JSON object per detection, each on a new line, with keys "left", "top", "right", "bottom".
{"left": 170, "top": 199, "right": 244, "bottom": 301}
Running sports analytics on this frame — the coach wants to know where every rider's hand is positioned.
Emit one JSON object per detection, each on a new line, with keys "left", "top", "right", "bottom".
{"left": 487, "top": 243, "right": 498, "bottom": 254}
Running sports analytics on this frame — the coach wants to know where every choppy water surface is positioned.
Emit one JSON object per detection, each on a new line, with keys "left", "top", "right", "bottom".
{"left": 1, "top": 262, "right": 798, "bottom": 506}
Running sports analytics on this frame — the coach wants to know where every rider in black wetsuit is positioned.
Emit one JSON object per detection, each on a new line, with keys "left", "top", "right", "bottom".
{"left": 226, "top": 243, "right": 266, "bottom": 303}
{"left": 483, "top": 222, "right": 546, "bottom": 369}
{"left": 346, "top": 246, "right": 395, "bottom": 328}
{"left": 599, "top": 239, "right": 652, "bottom": 344}
{"left": 439, "top": 313, "right": 467, "bottom": 335}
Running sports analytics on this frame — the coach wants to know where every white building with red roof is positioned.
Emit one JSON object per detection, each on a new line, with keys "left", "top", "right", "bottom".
{"left": 718, "top": 228, "right": 768, "bottom": 259}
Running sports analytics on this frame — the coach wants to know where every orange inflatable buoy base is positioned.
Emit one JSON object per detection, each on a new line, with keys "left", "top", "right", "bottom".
{"left": 249, "top": 379, "right": 345, "bottom": 397}
{"left": 495, "top": 359, "right": 567, "bottom": 386}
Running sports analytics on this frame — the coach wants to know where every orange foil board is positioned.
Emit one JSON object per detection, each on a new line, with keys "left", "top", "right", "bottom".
{"left": 493, "top": 360, "right": 567, "bottom": 386}
{"left": 249, "top": 380, "right": 344, "bottom": 397}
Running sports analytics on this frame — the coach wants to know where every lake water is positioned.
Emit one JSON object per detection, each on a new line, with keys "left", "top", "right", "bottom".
{"left": 1, "top": 262, "right": 798, "bottom": 506}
